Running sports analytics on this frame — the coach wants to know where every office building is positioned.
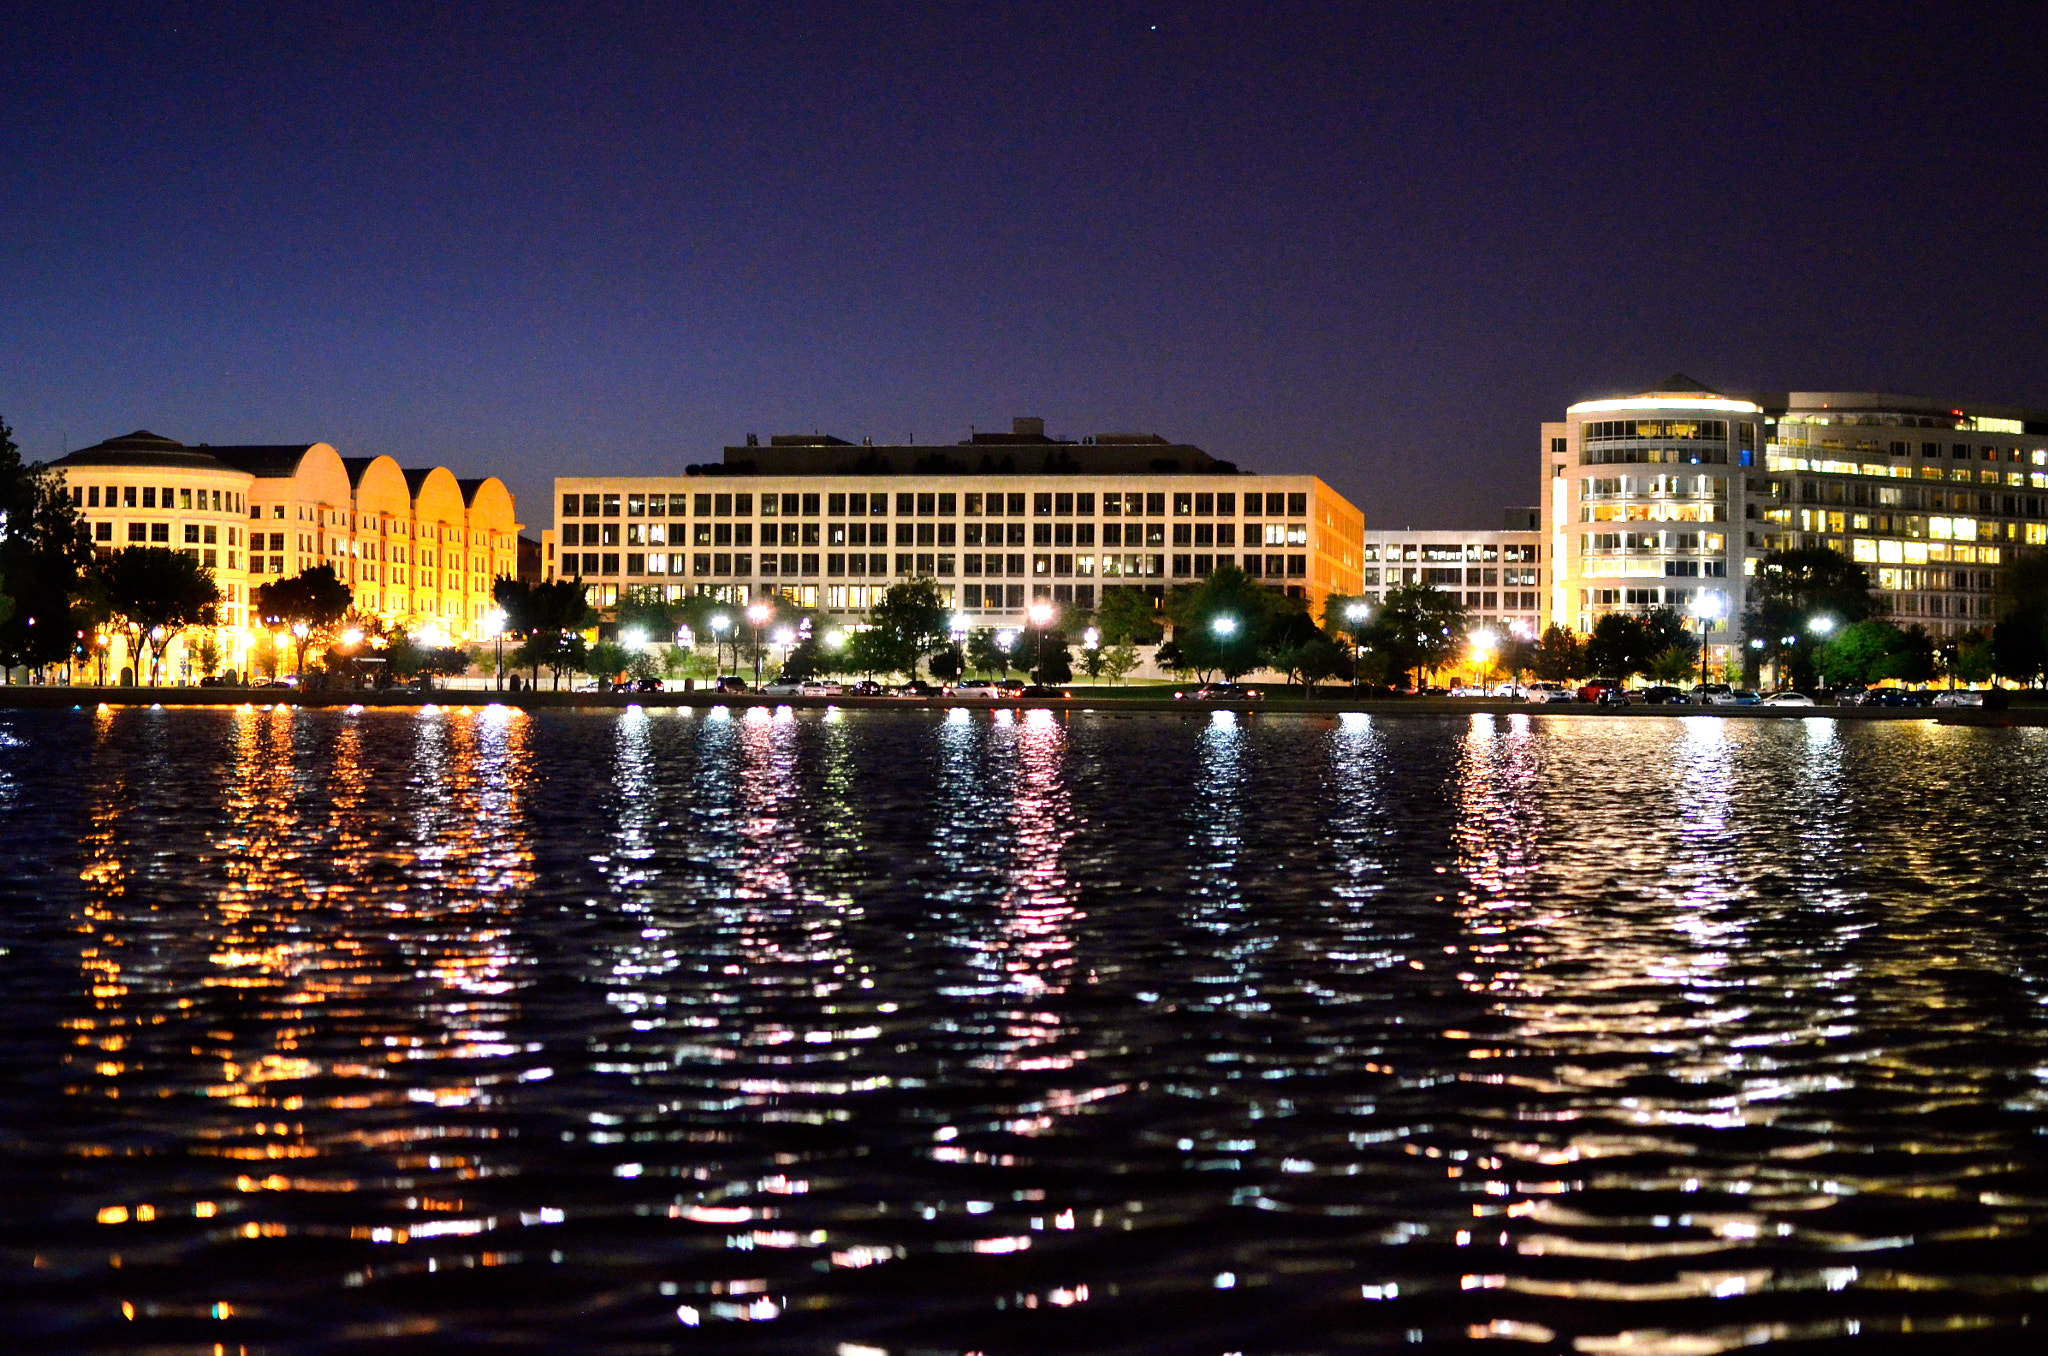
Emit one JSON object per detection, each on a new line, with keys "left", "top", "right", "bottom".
{"left": 1541, "top": 380, "right": 2048, "bottom": 666}
{"left": 54, "top": 430, "right": 520, "bottom": 680}
{"left": 1361, "top": 513, "right": 1545, "bottom": 637}
{"left": 548, "top": 418, "right": 1365, "bottom": 621}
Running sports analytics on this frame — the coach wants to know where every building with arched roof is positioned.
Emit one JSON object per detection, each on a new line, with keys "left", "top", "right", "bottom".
{"left": 54, "top": 430, "right": 522, "bottom": 683}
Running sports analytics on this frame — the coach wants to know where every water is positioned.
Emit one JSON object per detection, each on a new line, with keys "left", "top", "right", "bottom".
{"left": 2, "top": 705, "right": 2047, "bottom": 1354}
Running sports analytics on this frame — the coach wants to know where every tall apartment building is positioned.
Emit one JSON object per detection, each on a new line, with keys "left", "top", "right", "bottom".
{"left": 54, "top": 430, "right": 520, "bottom": 681}
{"left": 548, "top": 418, "right": 1364, "bottom": 622}
{"left": 1541, "top": 379, "right": 2048, "bottom": 665}
{"left": 1360, "top": 513, "right": 1545, "bottom": 637}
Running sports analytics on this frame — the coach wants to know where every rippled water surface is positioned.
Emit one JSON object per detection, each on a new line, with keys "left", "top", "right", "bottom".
{"left": 4, "top": 705, "right": 2048, "bottom": 1354}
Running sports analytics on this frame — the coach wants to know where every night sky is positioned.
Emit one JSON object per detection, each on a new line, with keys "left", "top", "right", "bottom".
{"left": 4, "top": 2, "right": 2045, "bottom": 530}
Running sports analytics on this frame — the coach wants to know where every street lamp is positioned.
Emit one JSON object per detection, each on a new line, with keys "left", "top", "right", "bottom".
{"left": 1212, "top": 615, "right": 1238, "bottom": 637}
{"left": 1469, "top": 627, "right": 1497, "bottom": 692}
{"left": 709, "top": 612, "right": 732, "bottom": 677}
{"left": 1690, "top": 591, "right": 1726, "bottom": 690}
{"left": 996, "top": 628, "right": 1018, "bottom": 680}
{"left": 1024, "top": 601, "right": 1054, "bottom": 678}
{"left": 746, "top": 602, "right": 772, "bottom": 686}
{"left": 1808, "top": 615, "right": 1836, "bottom": 692}
{"left": 773, "top": 626, "right": 796, "bottom": 679}
{"left": 484, "top": 607, "right": 507, "bottom": 689}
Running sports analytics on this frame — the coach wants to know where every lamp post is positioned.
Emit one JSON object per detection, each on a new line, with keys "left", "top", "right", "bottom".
{"left": 746, "top": 601, "right": 771, "bottom": 686}
{"left": 773, "top": 626, "right": 796, "bottom": 679}
{"left": 486, "top": 607, "right": 507, "bottom": 690}
{"left": 1469, "top": 627, "right": 1497, "bottom": 694}
{"left": 1211, "top": 613, "right": 1239, "bottom": 680}
{"left": 996, "top": 628, "right": 1018, "bottom": 681}
{"left": 1026, "top": 601, "right": 1054, "bottom": 679}
{"left": 1808, "top": 614, "right": 1836, "bottom": 693}
{"left": 1690, "top": 591, "right": 1726, "bottom": 691}
{"left": 710, "top": 612, "right": 732, "bottom": 678}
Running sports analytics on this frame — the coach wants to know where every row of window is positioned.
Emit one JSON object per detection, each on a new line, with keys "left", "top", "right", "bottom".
{"left": 561, "top": 488, "right": 1313, "bottom": 520}
{"left": 1364, "top": 567, "right": 1540, "bottom": 587}
{"left": 1774, "top": 438, "right": 2043, "bottom": 463}
{"left": 560, "top": 519, "right": 1307, "bottom": 550}
{"left": 73, "top": 485, "right": 245, "bottom": 513}
{"left": 1362, "top": 543, "right": 1540, "bottom": 564}
{"left": 562, "top": 551, "right": 1312, "bottom": 582}
{"left": 1583, "top": 420, "right": 1733, "bottom": 442}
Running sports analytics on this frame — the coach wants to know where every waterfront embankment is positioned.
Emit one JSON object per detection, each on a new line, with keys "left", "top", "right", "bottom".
{"left": 0, "top": 683, "right": 2037, "bottom": 725}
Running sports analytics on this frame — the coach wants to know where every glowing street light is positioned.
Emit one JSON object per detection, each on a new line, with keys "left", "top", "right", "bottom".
{"left": 1082, "top": 626, "right": 1100, "bottom": 650}
{"left": 1027, "top": 601, "right": 1054, "bottom": 627}
{"left": 621, "top": 627, "right": 647, "bottom": 649}
{"left": 1212, "top": 615, "right": 1239, "bottom": 637}
{"left": 823, "top": 629, "right": 846, "bottom": 650}
{"left": 1344, "top": 602, "right": 1370, "bottom": 624}
{"left": 1690, "top": 591, "right": 1726, "bottom": 689}
{"left": 745, "top": 602, "right": 772, "bottom": 684}
{"left": 1808, "top": 615, "right": 1836, "bottom": 637}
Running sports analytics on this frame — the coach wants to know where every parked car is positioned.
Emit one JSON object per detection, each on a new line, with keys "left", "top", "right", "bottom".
{"left": 714, "top": 675, "right": 750, "bottom": 694}
{"left": 1578, "top": 680, "right": 1621, "bottom": 703}
{"left": 1862, "top": 688, "right": 1931, "bottom": 707}
{"left": 846, "top": 679, "right": 886, "bottom": 696}
{"left": 1761, "top": 690, "right": 1816, "bottom": 707}
{"left": 799, "top": 681, "right": 844, "bottom": 697}
{"left": 1727, "top": 689, "right": 1762, "bottom": 705}
{"left": 1176, "top": 682, "right": 1263, "bottom": 701}
{"left": 632, "top": 677, "right": 665, "bottom": 693}
{"left": 892, "top": 680, "right": 937, "bottom": 697}
{"left": 1642, "top": 686, "right": 1690, "bottom": 705}
{"left": 759, "top": 677, "right": 805, "bottom": 696}
{"left": 993, "top": 680, "right": 1028, "bottom": 697}
{"left": 948, "top": 678, "right": 1002, "bottom": 696}
{"left": 1931, "top": 689, "right": 1984, "bottom": 708}
{"left": 1691, "top": 682, "right": 1733, "bottom": 704}
{"left": 1018, "top": 685, "right": 1072, "bottom": 699}
{"left": 1526, "top": 681, "right": 1576, "bottom": 704}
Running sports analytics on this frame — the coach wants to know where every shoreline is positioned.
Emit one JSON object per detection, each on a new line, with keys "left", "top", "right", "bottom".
{"left": 0, "top": 684, "right": 2037, "bottom": 725}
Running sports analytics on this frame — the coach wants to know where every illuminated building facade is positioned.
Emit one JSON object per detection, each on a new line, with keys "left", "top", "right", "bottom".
{"left": 1360, "top": 521, "right": 1544, "bottom": 637}
{"left": 55, "top": 430, "right": 521, "bottom": 681}
{"left": 548, "top": 419, "right": 1365, "bottom": 621}
{"left": 1541, "top": 380, "right": 2048, "bottom": 656}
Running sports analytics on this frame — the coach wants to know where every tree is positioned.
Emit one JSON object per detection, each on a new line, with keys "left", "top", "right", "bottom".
{"left": 1743, "top": 547, "right": 1877, "bottom": 690}
{"left": 1586, "top": 613, "right": 1652, "bottom": 683}
{"left": 95, "top": 547, "right": 222, "bottom": 684}
{"left": 1532, "top": 625, "right": 1586, "bottom": 683}
{"left": 840, "top": 625, "right": 900, "bottom": 679}
{"left": 1099, "top": 643, "right": 1139, "bottom": 685}
{"left": 1818, "top": 619, "right": 1910, "bottom": 688}
{"left": 1359, "top": 584, "right": 1466, "bottom": 688}
{"left": 1991, "top": 552, "right": 2048, "bottom": 685}
{"left": 1032, "top": 638, "right": 1072, "bottom": 685}
{"left": 966, "top": 627, "right": 1012, "bottom": 678}
{"left": 252, "top": 566, "right": 354, "bottom": 675}
{"left": 867, "top": 580, "right": 950, "bottom": 678}
{"left": 929, "top": 643, "right": 964, "bottom": 682}
{"left": 584, "top": 640, "right": 631, "bottom": 685}
{"left": 0, "top": 416, "right": 94, "bottom": 674}
{"left": 1951, "top": 629, "right": 1995, "bottom": 686}
{"left": 495, "top": 577, "right": 597, "bottom": 689}
{"left": 1165, "top": 565, "right": 1283, "bottom": 680}
{"left": 1275, "top": 630, "right": 1350, "bottom": 695}
{"left": 194, "top": 631, "right": 223, "bottom": 680}
{"left": 1646, "top": 645, "right": 1699, "bottom": 685}
{"left": 1096, "top": 586, "right": 1165, "bottom": 646}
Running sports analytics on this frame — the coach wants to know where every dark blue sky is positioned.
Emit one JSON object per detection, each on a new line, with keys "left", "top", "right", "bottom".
{"left": 4, "top": 2, "right": 2045, "bottom": 528}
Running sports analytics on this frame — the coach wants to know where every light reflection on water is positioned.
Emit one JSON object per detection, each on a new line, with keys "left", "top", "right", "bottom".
{"left": 1, "top": 708, "right": 2047, "bottom": 1352}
